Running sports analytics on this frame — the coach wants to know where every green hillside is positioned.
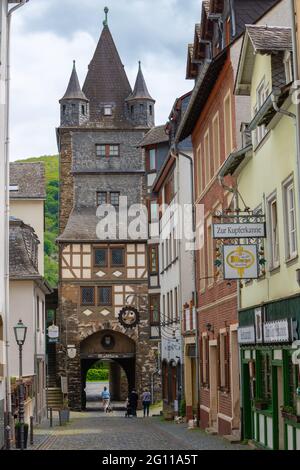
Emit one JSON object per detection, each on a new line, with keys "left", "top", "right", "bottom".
{"left": 16, "top": 155, "right": 59, "bottom": 287}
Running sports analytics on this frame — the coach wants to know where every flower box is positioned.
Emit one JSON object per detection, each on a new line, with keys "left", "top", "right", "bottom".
{"left": 254, "top": 401, "right": 269, "bottom": 411}
{"left": 281, "top": 411, "right": 300, "bottom": 423}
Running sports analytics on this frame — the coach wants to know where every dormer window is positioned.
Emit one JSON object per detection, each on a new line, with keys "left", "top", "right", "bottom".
{"left": 283, "top": 51, "right": 293, "bottom": 84}
{"left": 104, "top": 105, "right": 112, "bottom": 116}
{"left": 149, "top": 149, "right": 156, "bottom": 171}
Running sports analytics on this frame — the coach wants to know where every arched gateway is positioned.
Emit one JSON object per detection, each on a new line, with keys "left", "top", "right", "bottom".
{"left": 80, "top": 329, "right": 135, "bottom": 409}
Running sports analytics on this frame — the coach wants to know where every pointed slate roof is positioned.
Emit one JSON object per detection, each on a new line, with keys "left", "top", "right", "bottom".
{"left": 60, "top": 61, "right": 88, "bottom": 102}
{"left": 82, "top": 25, "right": 132, "bottom": 123}
{"left": 127, "top": 62, "right": 154, "bottom": 102}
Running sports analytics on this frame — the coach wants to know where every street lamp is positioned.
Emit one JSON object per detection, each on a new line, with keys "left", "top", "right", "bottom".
{"left": 13, "top": 319, "right": 27, "bottom": 450}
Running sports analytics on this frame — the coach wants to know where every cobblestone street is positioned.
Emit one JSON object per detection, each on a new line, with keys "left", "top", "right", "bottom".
{"left": 29, "top": 410, "right": 249, "bottom": 451}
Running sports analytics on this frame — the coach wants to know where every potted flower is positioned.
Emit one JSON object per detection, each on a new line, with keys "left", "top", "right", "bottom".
{"left": 15, "top": 422, "right": 29, "bottom": 449}
{"left": 281, "top": 405, "right": 300, "bottom": 423}
{"left": 253, "top": 398, "right": 269, "bottom": 411}
{"left": 59, "top": 397, "right": 70, "bottom": 425}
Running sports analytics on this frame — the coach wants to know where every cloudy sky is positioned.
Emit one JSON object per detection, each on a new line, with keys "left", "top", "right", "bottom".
{"left": 9, "top": 0, "right": 200, "bottom": 161}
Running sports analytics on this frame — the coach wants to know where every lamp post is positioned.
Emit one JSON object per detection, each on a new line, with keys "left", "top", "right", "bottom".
{"left": 13, "top": 319, "right": 27, "bottom": 450}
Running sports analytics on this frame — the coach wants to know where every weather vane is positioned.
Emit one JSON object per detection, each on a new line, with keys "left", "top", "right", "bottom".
{"left": 103, "top": 6, "right": 109, "bottom": 27}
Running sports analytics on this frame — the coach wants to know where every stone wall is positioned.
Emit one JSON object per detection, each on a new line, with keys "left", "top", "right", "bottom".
{"left": 59, "top": 130, "right": 74, "bottom": 233}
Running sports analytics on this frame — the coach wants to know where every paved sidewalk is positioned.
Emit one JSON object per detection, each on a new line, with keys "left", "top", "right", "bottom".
{"left": 27, "top": 410, "right": 249, "bottom": 451}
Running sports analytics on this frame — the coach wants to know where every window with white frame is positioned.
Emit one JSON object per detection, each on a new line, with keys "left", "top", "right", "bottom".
{"left": 149, "top": 148, "right": 156, "bottom": 171}
{"left": 104, "top": 105, "right": 113, "bottom": 116}
{"left": 253, "top": 80, "right": 269, "bottom": 147}
{"left": 200, "top": 246, "right": 205, "bottom": 291}
{"left": 283, "top": 177, "right": 297, "bottom": 259}
{"left": 196, "top": 143, "right": 202, "bottom": 197}
{"left": 283, "top": 51, "right": 293, "bottom": 84}
{"left": 212, "top": 112, "right": 220, "bottom": 176}
{"left": 224, "top": 91, "right": 233, "bottom": 157}
{"left": 204, "top": 130, "right": 210, "bottom": 187}
{"left": 173, "top": 228, "right": 177, "bottom": 259}
{"left": 267, "top": 193, "right": 280, "bottom": 268}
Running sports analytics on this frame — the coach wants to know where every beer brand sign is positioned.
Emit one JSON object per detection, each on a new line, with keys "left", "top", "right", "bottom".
{"left": 223, "top": 244, "right": 258, "bottom": 279}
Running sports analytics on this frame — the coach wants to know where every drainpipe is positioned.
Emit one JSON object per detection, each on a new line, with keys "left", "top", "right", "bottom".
{"left": 172, "top": 144, "right": 199, "bottom": 420}
{"left": 4, "top": 0, "right": 28, "bottom": 431}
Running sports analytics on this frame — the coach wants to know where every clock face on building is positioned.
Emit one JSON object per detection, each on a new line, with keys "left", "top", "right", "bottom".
{"left": 118, "top": 306, "right": 140, "bottom": 329}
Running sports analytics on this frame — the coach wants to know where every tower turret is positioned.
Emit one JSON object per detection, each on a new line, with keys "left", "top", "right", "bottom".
{"left": 59, "top": 61, "right": 89, "bottom": 126}
{"left": 126, "top": 61, "right": 155, "bottom": 128}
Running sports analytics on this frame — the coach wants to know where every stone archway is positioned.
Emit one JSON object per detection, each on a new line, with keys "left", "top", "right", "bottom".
{"left": 80, "top": 329, "right": 136, "bottom": 410}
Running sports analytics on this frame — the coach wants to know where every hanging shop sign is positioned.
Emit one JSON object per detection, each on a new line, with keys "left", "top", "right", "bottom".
{"left": 47, "top": 324, "right": 59, "bottom": 343}
{"left": 263, "top": 319, "right": 290, "bottom": 343}
{"left": 213, "top": 222, "right": 266, "bottom": 239}
{"left": 118, "top": 306, "right": 140, "bottom": 329}
{"left": 238, "top": 325, "right": 255, "bottom": 344}
{"left": 223, "top": 244, "right": 259, "bottom": 279}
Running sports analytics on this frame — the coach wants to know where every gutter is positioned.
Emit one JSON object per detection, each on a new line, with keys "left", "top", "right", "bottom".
{"left": 218, "top": 144, "right": 253, "bottom": 178}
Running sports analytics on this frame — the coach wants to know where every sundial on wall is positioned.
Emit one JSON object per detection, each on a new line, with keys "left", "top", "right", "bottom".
{"left": 118, "top": 306, "right": 140, "bottom": 329}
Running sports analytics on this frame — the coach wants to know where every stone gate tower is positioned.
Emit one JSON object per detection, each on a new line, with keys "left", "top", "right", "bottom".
{"left": 56, "top": 10, "right": 160, "bottom": 410}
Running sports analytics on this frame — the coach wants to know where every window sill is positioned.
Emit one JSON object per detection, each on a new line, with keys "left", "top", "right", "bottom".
{"left": 285, "top": 254, "right": 298, "bottom": 267}
{"left": 269, "top": 264, "right": 280, "bottom": 275}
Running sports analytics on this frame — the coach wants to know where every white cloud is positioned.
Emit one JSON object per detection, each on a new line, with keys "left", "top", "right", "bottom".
{"left": 9, "top": 0, "right": 199, "bottom": 160}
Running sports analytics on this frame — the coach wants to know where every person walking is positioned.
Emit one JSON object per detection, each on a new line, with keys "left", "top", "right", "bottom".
{"left": 129, "top": 388, "right": 138, "bottom": 417}
{"left": 101, "top": 386, "right": 111, "bottom": 413}
{"left": 141, "top": 389, "right": 151, "bottom": 417}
